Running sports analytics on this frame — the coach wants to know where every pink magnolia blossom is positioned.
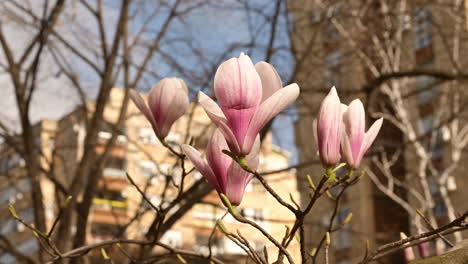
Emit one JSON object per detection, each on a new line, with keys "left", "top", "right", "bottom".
{"left": 341, "top": 99, "right": 383, "bottom": 169}
{"left": 314, "top": 87, "right": 343, "bottom": 167}
{"left": 130, "top": 78, "right": 189, "bottom": 139}
{"left": 199, "top": 53, "right": 299, "bottom": 156}
{"left": 181, "top": 130, "right": 260, "bottom": 205}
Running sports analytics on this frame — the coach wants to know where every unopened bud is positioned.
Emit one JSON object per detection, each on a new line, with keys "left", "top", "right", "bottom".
{"left": 326, "top": 232, "right": 331, "bottom": 245}
{"left": 343, "top": 212, "right": 353, "bottom": 225}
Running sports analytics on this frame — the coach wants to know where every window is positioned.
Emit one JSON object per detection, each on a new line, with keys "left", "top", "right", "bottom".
{"left": 18, "top": 238, "right": 38, "bottom": 255}
{"left": 413, "top": 6, "right": 433, "bottom": 50}
{"left": 0, "top": 153, "right": 25, "bottom": 173}
{"left": 240, "top": 208, "right": 264, "bottom": 223}
{"left": 101, "top": 156, "right": 126, "bottom": 171}
{"left": 142, "top": 195, "right": 161, "bottom": 209}
{"left": 139, "top": 160, "right": 157, "bottom": 179}
{"left": 0, "top": 187, "right": 17, "bottom": 204}
{"left": 102, "top": 168, "right": 126, "bottom": 178}
{"left": 335, "top": 229, "right": 352, "bottom": 250}
{"left": 161, "top": 230, "right": 183, "bottom": 248}
{"left": 138, "top": 127, "right": 159, "bottom": 145}
{"left": 433, "top": 198, "right": 447, "bottom": 217}
{"left": 0, "top": 219, "right": 16, "bottom": 235}
{"left": 91, "top": 223, "right": 120, "bottom": 240}
{"left": 98, "top": 126, "right": 127, "bottom": 144}
{"left": 193, "top": 204, "right": 217, "bottom": 220}
{"left": 166, "top": 132, "right": 181, "bottom": 147}
{"left": 19, "top": 208, "right": 34, "bottom": 223}
{"left": 416, "top": 76, "right": 437, "bottom": 105}
{"left": 418, "top": 115, "right": 433, "bottom": 134}
{"left": 194, "top": 234, "right": 224, "bottom": 255}
{"left": 95, "top": 189, "right": 125, "bottom": 202}
{"left": 0, "top": 253, "right": 15, "bottom": 264}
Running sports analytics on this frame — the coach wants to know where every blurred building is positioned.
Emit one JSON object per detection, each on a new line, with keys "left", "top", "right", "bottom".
{"left": 0, "top": 120, "right": 56, "bottom": 263}
{"left": 290, "top": 1, "right": 468, "bottom": 263}
{"left": 0, "top": 88, "right": 300, "bottom": 263}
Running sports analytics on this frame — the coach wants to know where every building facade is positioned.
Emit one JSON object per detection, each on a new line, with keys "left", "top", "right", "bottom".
{"left": 0, "top": 88, "right": 300, "bottom": 263}
{"left": 290, "top": 0, "right": 468, "bottom": 263}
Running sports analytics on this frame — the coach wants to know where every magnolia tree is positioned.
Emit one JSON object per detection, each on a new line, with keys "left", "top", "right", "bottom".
{"left": 3, "top": 1, "right": 468, "bottom": 264}
{"left": 10, "top": 53, "right": 465, "bottom": 264}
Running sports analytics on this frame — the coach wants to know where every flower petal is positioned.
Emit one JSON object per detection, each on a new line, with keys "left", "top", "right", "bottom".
{"left": 226, "top": 161, "right": 253, "bottom": 206}
{"left": 129, "top": 90, "right": 160, "bottom": 138}
{"left": 317, "top": 87, "right": 342, "bottom": 166}
{"left": 340, "top": 132, "right": 355, "bottom": 167}
{"left": 242, "top": 83, "right": 300, "bottom": 154}
{"left": 214, "top": 53, "right": 262, "bottom": 109}
{"left": 255, "top": 61, "right": 282, "bottom": 102}
{"left": 343, "top": 99, "right": 365, "bottom": 162}
{"left": 355, "top": 117, "right": 383, "bottom": 166}
{"left": 181, "top": 144, "right": 221, "bottom": 192}
{"left": 147, "top": 78, "right": 190, "bottom": 138}
{"left": 206, "top": 130, "right": 232, "bottom": 192}
{"left": 198, "top": 91, "right": 242, "bottom": 154}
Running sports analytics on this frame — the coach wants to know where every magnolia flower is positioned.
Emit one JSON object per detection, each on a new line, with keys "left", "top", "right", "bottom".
{"left": 199, "top": 53, "right": 299, "bottom": 156}
{"left": 400, "top": 232, "right": 416, "bottom": 262}
{"left": 314, "top": 87, "right": 343, "bottom": 167}
{"left": 182, "top": 130, "right": 260, "bottom": 205}
{"left": 341, "top": 99, "right": 383, "bottom": 169}
{"left": 130, "top": 78, "right": 189, "bottom": 139}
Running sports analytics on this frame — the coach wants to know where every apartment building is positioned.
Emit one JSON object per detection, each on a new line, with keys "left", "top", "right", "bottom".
{"left": 0, "top": 88, "right": 300, "bottom": 263}
{"left": 290, "top": 0, "right": 468, "bottom": 263}
{"left": 0, "top": 120, "right": 57, "bottom": 263}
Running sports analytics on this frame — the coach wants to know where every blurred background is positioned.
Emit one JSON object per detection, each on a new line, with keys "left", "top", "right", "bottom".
{"left": 1, "top": 0, "right": 468, "bottom": 263}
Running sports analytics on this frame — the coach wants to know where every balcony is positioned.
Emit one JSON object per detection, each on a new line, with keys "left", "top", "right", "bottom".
{"left": 95, "top": 143, "right": 126, "bottom": 157}
{"left": 98, "top": 169, "right": 127, "bottom": 191}
{"left": 103, "top": 168, "right": 126, "bottom": 178}
{"left": 92, "top": 199, "right": 128, "bottom": 225}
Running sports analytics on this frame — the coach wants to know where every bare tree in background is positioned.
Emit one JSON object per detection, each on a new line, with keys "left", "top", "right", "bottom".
{"left": 0, "top": 0, "right": 298, "bottom": 263}
{"left": 290, "top": 0, "right": 468, "bottom": 262}
{"left": 1, "top": 0, "right": 468, "bottom": 263}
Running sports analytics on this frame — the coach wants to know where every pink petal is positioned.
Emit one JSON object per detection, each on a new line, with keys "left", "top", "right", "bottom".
{"left": 340, "top": 132, "right": 355, "bottom": 167}
{"left": 255, "top": 61, "right": 282, "bottom": 102}
{"left": 222, "top": 106, "right": 257, "bottom": 147}
{"left": 181, "top": 144, "right": 221, "bottom": 192}
{"left": 317, "top": 87, "right": 342, "bottom": 166}
{"left": 343, "top": 99, "right": 365, "bottom": 162}
{"left": 129, "top": 90, "right": 160, "bottom": 138}
{"left": 213, "top": 53, "right": 262, "bottom": 109}
{"left": 225, "top": 161, "right": 253, "bottom": 205}
{"left": 206, "top": 130, "right": 232, "bottom": 192}
{"left": 242, "top": 83, "right": 300, "bottom": 154}
{"left": 355, "top": 117, "right": 383, "bottom": 167}
{"left": 148, "top": 78, "right": 189, "bottom": 138}
{"left": 198, "top": 92, "right": 241, "bottom": 154}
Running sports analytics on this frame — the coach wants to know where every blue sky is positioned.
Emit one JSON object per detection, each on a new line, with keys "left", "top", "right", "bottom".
{"left": 0, "top": 0, "right": 299, "bottom": 163}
